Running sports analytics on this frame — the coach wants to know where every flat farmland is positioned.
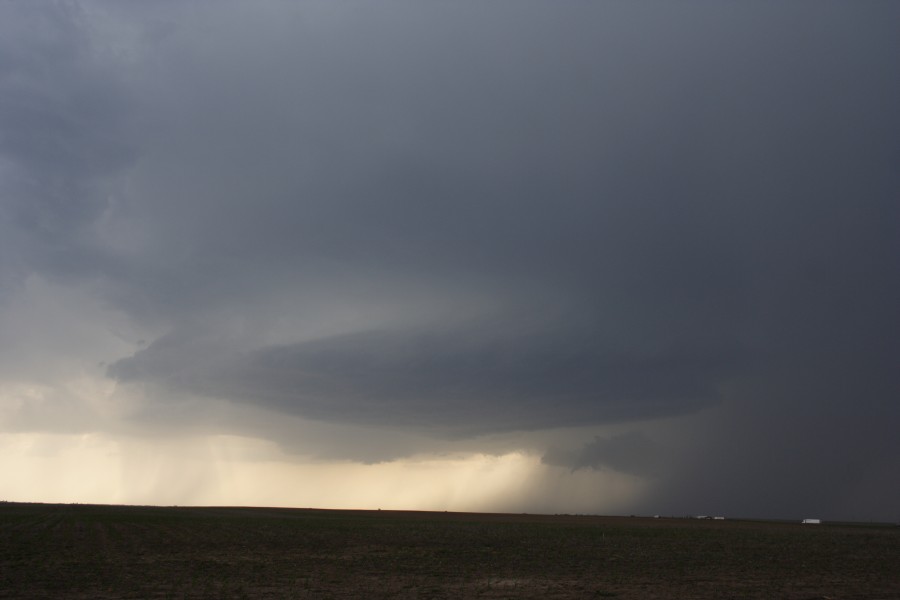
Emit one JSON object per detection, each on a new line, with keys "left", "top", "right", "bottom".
{"left": 0, "top": 502, "right": 897, "bottom": 599}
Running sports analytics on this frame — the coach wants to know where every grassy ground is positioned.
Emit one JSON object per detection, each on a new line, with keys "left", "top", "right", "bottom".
{"left": 0, "top": 502, "right": 897, "bottom": 599}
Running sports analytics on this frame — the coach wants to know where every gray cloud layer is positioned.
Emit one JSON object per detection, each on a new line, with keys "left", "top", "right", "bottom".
{"left": 543, "top": 432, "right": 664, "bottom": 477}
{"left": 2, "top": 1, "right": 898, "bottom": 519}
{"left": 111, "top": 326, "right": 739, "bottom": 433}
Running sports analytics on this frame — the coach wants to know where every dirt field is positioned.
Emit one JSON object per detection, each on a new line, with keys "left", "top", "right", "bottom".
{"left": 0, "top": 502, "right": 897, "bottom": 599}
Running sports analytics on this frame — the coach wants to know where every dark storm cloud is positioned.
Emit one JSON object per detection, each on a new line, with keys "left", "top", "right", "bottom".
{"left": 543, "top": 432, "right": 664, "bottom": 477}
{"left": 101, "top": 0, "right": 899, "bottom": 436}
{"left": 3, "top": 1, "right": 900, "bottom": 517}
{"left": 110, "top": 325, "right": 741, "bottom": 432}
{"left": 0, "top": 3, "right": 136, "bottom": 291}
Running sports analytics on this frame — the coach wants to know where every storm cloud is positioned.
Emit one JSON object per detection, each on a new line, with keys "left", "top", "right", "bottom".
{"left": 1, "top": 1, "right": 898, "bottom": 520}
{"left": 543, "top": 432, "right": 664, "bottom": 477}
{"left": 111, "top": 326, "right": 739, "bottom": 432}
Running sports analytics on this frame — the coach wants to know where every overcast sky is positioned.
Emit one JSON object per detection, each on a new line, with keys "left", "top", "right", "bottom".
{"left": 1, "top": 1, "right": 898, "bottom": 521}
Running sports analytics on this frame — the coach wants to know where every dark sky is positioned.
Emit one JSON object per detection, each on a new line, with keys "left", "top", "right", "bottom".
{"left": 1, "top": 1, "right": 898, "bottom": 520}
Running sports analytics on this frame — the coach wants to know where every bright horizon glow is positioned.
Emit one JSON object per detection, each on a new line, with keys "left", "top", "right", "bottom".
{"left": 0, "top": 432, "right": 646, "bottom": 514}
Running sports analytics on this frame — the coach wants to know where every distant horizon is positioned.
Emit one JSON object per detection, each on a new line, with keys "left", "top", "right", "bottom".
{"left": 5, "top": 498, "right": 893, "bottom": 527}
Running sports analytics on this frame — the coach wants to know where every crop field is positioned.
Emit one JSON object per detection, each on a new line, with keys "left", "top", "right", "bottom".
{"left": 0, "top": 502, "right": 898, "bottom": 599}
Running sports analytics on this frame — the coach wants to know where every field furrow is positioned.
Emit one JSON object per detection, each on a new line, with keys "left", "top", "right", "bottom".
{"left": 0, "top": 503, "right": 897, "bottom": 599}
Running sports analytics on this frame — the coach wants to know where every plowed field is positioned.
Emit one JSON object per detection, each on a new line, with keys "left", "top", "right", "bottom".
{"left": 1, "top": 502, "right": 897, "bottom": 599}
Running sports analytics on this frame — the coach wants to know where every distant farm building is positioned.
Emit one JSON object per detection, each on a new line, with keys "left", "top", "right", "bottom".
{"left": 802, "top": 518, "right": 821, "bottom": 524}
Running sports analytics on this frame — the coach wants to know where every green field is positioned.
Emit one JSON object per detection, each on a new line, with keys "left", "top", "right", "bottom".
{"left": 1, "top": 502, "right": 897, "bottom": 599}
